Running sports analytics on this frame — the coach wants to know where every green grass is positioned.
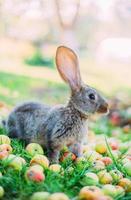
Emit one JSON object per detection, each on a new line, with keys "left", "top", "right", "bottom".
{"left": 0, "top": 124, "right": 131, "bottom": 200}
{"left": 0, "top": 72, "right": 68, "bottom": 106}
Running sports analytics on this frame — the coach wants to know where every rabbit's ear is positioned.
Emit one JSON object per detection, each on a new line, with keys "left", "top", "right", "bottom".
{"left": 56, "top": 46, "right": 82, "bottom": 92}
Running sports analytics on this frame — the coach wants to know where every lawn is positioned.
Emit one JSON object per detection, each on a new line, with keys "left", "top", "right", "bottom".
{"left": 0, "top": 67, "right": 130, "bottom": 200}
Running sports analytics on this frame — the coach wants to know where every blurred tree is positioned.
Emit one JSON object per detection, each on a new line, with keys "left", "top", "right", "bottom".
{"left": 55, "top": 0, "right": 80, "bottom": 51}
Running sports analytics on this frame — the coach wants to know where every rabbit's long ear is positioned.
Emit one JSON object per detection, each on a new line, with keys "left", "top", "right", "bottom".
{"left": 56, "top": 46, "right": 82, "bottom": 92}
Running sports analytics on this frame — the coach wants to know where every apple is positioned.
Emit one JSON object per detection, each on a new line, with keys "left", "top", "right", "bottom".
{"left": 29, "top": 165, "right": 44, "bottom": 172}
{"left": 7, "top": 155, "right": 26, "bottom": 171}
{"left": 25, "top": 167, "right": 45, "bottom": 182}
{"left": 49, "top": 164, "right": 62, "bottom": 173}
{"left": 0, "top": 144, "right": 12, "bottom": 160}
{"left": 107, "top": 150, "right": 121, "bottom": 160}
{"left": 0, "top": 135, "right": 11, "bottom": 145}
{"left": 84, "top": 150, "right": 102, "bottom": 163}
{"left": 108, "top": 139, "right": 119, "bottom": 150}
{"left": 123, "top": 161, "right": 131, "bottom": 176}
{"left": 30, "top": 155, "right": 49, "bottom": 169}
{"left": 92, "top": 160, "right": 105, "bottom": 171}
{"left": 101, "top": 157, "right": 112, "bottom": 166}
{"left": 119, "top": 142, "right": 129, "bottom": 153}
{"left": 118, "top": 178, "right": 131, "bottom": 193}
{"left": 0, "top": 186, "right": 4, "bottom": 198}
{"left": 26, "top": 143, "right": 44, "bottom": 157}
{"left": 30, "top": 192, "right": 50, "bottom": 200}
{"left": 96, "top": 196, "right": 113, "bottom": 200}
{"left": 115, "top": 185, "right": 125, "bottom": 198}
{"left": 48, "top": 193, "right": 69, "bottom": 200}
{"left": 60, "top": 151, "right": 76, "bottom": 162}
{"left": 80, "top": 172, "right": 99, "bottom": 186}
{"left": 102, "top": 184, "right": 117, "bottom": 198}
{"left": 109, "top": 170, "right": 123, "bottom": 182}
{"left": 95, "top": 142, "right": 107, "bottom": 154}
{"left": 110, "top": 112, "right": 121, "bottom": 126}
{"left": 79, "top": 186, "right": 103, "bottom": 200}
{"left": 97, "top": 170, "right": 113, "bottom": 184}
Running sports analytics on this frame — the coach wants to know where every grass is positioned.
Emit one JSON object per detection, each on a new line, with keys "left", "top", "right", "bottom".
{"left": 0, "top": 72, "right": 69, "bottom": 107}
{"left": 0, "top": 121, "right": 130, "bottom": 200}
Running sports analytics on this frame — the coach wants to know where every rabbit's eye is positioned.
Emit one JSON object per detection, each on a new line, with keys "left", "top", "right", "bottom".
{"left": 89, "top": 93, "right": 95, "bottom": 100}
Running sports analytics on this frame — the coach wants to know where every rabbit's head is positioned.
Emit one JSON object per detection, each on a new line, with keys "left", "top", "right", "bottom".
{"left": 56, "top": 46, "right": 109, "bottom": 116}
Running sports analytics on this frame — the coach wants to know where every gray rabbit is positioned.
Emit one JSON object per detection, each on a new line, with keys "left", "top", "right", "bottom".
{"left": 6, "top": 46, "right": 109, "bottom": 163}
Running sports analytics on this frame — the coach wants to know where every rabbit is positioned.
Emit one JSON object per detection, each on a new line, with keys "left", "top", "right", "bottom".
{"left": 6, "top": 46, "right": 109, "bottom": 163}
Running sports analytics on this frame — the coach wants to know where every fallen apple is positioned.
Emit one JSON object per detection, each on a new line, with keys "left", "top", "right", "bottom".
{"left": 79, "top": 186, "right": 103, "bottom": 200}
{"left": 7, "top": 155, "right": 26, "bottom": 171}
{"left": 95, "top": 142, "right": 107, "bottom": 154}
{"left": 30, "top": 155, "right": 49, "bottom": 169}
{"left": 102, "top": 184, "right": 117, "bottom": 198}
{"left": 118, "top": 178, "right": 131, "bottom": 192}
{"left": 60, "top": 151, "right": 76, "bottom": 162}
{"left": 109, "top": 169, "right": 123, "bottom": 182}
{"left": 0, "top": 186, "right": 4, "bottom": 198}
{"left": 84, "top": 150, "right": 102, "bottom": 163}
{"left": 25, "top": 167, "right": 45, "bottom": 182}
{"left": 26, "top": 143, "right": 44, "bottom": 157}
{"left": 0, "top": 135, "right": 11, "bottom": 145}
{"left": 115, "top": 185, "right": 125, "bottom": 198}
{"left": 30, "top": 192, "right": 50, "bottom": 200}
{"left": 49, "top": 164, "right": 62, "bottom": 173}
{"left": 92, "top": 160, "right": 105, "bottom": 171}
{"left": 123, "top": 161, "right": 131, "bottom": 176}
{"left": 97, "top": 170, "right": 113, "bottom": 184}
{"left": 80, "top": 172, "right": 99, "bottom": 186}
{"left": 101, "top": 157, "right": 112, "bottom": 166}
{"left": 48, "top": 192, "right": 69, "bottom": 200}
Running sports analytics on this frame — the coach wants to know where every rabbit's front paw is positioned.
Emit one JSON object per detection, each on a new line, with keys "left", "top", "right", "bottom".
{"left": 69, "top": 143, "right": 83, "bottom": 158}
{"left": 48, "top": 149, "right": 60, "bottom": 164}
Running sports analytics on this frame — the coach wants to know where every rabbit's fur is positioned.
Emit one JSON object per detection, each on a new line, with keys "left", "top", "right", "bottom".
{"left": 6, "top": 46, "right": 108, "bottom": 163}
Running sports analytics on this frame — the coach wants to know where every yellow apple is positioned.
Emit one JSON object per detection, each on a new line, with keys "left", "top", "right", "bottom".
{"left": 0, "top": 135, "right": 11, "bottom": 145}
{"left": 7, "top": 155, "right": 26, "bottom": 171}
{"left": 97, "top": 170, "right": 113, "bottom": 184}
{"left": 95, "top": 142, "right": 107, "bottom": 154}
{"left": 79, "top": 186, "right": 103, "bottom": 200}
{"left": 26, "top": 143, "right": 44, "bottom": 157}
{"left": 48, "top": 193, "right": 69, "bottom": 200}
{"left": 118, "top": 178, "right": 131, "bottom": 192}
{"left": 30, "top": 192, "right": 50, "bottom": 200}
{"left": 49, "top": 164, "right": 62, "bottom": 173}
{"left": 30, "top": 155, "right": 49, "bottom": 169}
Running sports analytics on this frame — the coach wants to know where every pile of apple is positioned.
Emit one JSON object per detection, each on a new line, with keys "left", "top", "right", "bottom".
{"left": 0, "top": 134, "right": 130, "bottom": 200}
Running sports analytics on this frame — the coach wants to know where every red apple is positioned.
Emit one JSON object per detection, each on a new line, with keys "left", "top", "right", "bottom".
{"left": 101, "top": 157, "right": 112, "bottom": 166}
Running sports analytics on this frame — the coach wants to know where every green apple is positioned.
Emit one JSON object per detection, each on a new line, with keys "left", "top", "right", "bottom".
{"left": 109, "top": 170, "right": 123, "bottom": 182}
{"left": 0, "top": 135, "right": 11, "bottom": 145}
{"left": 26, "top": 143, "right": 44, "bottom": 157}
{"left": 97, "top": 170, "right": 113, "bottom": 184}
{"left": 0, "top": 186, "right": 4, "bottom": 198}
{"left": 102, "top": 184, "right": 117, "bottom": 198}
{"left": 48, "top": 193, "right": 69, "bottom": 200}
{"left": 123, "top": 161, "right": 131, "bottom": 176}
{"left": 49, "top": 164, "right": 62, "bottom": 173}
{"left": 84, "top": 150, "right": 102, "bottom": 163}
{"left": 115, "top": 186, "right": 125, "bottom": 198}
{"left": 30, "top": 155, "right": 49, "bottom": 169}
{"left": 80, "top": 172, "right": 99, "bottom": 186}
{"left": 7, "top": 155, "right": 26, "bottom": 171}
{"left": 30, "top": 192, "right": 50, "bottom": 200}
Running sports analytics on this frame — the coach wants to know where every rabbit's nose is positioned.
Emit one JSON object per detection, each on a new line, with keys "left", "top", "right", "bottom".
{"left": 97, "top": 102, "right": 109, "bottom": 114}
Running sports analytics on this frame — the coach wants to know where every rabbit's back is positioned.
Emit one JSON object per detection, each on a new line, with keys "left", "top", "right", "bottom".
{"left": 7, "top": 102, "right": 52, "bottom": 143}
